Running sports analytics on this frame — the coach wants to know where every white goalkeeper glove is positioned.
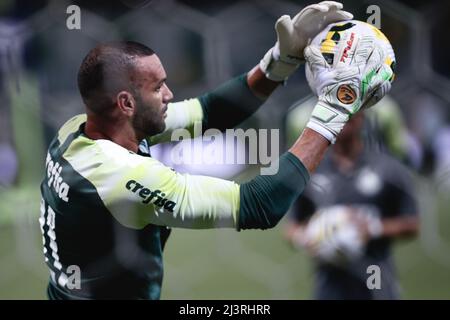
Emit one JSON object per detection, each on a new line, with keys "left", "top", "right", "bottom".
{"left": 305, "top": 41, "right": 394, "bottom": 143}
{"left": 260, "top": 1, "right": 353, "bottom": 82}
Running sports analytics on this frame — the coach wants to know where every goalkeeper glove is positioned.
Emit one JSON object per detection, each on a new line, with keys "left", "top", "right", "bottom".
{"left": 260, "top": 1, "right": 353, "bottom": 82}
{"left": 305, "top": 41, "right": 394, "bottom": 143}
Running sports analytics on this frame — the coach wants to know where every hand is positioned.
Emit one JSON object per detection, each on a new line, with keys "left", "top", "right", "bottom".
{"left": 305, "top": 40, "right": 394, "bottom": 143}
{"left": 260, "top": 1, "right": 353, "bottom": 82}
{"left": 352, "top": 208, "right": 384, "bottom": 240}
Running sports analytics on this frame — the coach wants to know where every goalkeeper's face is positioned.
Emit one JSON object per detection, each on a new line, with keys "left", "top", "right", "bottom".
{"left": 131, "top": 54, "right": 173, "bottom": 137}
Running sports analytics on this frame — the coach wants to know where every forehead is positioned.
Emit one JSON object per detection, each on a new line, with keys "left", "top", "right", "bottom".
{"left": 132, "top": 54, "right": 166, "bottom": 86}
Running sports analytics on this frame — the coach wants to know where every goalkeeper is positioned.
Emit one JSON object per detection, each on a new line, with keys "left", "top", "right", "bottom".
{"left": 39, "top": 2, "right": 392, "bottom": 299}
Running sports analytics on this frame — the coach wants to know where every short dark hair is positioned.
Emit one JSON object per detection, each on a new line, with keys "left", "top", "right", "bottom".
{"left": 77, "top": 41, "right": 155, "bottom": 113}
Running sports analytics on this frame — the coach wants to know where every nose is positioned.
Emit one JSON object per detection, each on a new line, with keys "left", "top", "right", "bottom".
{"left": 162, "top": 83, "right": 173, "bottom": 103}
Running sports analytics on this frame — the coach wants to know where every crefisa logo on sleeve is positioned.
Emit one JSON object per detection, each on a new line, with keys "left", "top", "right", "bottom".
{"left": 126, "top": 180, "right": 176, "bottom": 212}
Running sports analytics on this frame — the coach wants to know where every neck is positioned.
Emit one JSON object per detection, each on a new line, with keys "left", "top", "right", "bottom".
{"left": 84, "top": 112, "right": 140, "bottom": 152}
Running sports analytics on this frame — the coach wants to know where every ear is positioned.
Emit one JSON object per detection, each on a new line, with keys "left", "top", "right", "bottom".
{"left": 116, "top": 91, "right": 135, "bottom": 116}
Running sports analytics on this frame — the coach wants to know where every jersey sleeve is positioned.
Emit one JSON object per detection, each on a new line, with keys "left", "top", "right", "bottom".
{"left": 290, "top": 183, "right": 317, "bottom": 224}
{"left": 65, "top": 138, "right": 240, "bottom": 230}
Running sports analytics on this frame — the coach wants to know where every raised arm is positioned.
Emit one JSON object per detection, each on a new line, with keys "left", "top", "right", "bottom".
{"left": 149, "top": 2, "right": 353, "bottom": 144}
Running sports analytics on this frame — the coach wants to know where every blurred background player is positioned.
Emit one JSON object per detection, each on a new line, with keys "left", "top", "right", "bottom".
{"left": 284, "top": 112, "right": 420, "bottom": 300}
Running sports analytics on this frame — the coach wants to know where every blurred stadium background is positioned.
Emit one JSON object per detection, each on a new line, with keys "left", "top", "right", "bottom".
{"left": 1, "top": 0, "right": 450, "bottom": 299}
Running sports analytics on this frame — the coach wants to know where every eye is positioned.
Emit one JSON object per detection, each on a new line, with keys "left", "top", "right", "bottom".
{"left": 155, "top": 81, "right": 166, "bottom": 93}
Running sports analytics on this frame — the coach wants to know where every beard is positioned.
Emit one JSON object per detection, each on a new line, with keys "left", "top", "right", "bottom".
{"left": 132, "top": 95, "right": 166, "bottom": 138}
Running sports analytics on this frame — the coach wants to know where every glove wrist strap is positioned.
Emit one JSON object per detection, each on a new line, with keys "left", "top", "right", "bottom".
{"left": 306, "top": 101, "right": 351, "bottom": 144}
{"left": 306, "top": 120, "right": 337, "bottom": 144}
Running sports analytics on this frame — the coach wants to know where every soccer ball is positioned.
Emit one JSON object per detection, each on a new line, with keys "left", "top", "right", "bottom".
{"left": 305, "top": 20, "right": 396, "bottom": 97}
{"left": 303, "top": 205, "right": 365, "bottom": 266}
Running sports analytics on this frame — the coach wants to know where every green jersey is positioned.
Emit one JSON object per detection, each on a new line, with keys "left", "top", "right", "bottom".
{"left": 40, "top": 76, "right": 310, "bottom": 300}
{"left": 40, "top": 99, "right": 240, "bottom": 299}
